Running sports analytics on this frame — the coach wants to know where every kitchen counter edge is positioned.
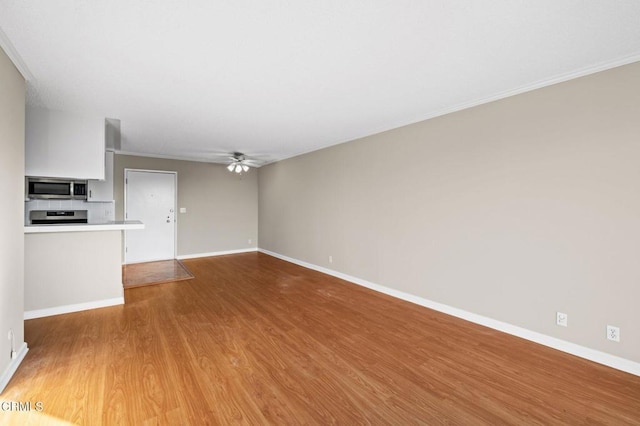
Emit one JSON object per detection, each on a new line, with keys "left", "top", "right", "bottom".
{"left": 25, "top": 221, "right": 145, "bottom": 234}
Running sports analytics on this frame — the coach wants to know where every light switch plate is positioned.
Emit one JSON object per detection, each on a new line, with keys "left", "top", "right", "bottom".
{"left": 556, "top": 312, "right": 568, "bottom": 327}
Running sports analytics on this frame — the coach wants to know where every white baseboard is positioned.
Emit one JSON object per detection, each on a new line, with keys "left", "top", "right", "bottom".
{"left": 177, "top": 247, "right": 257, "bottom": 260}
{"left": 24, "top": 297, "right": 125, "bottom": 320}
{"left": 0, "top": 342, "right": 28, "bottom": 394}
{"left": 258, "top": 248, "right": 640, "bottom": 377}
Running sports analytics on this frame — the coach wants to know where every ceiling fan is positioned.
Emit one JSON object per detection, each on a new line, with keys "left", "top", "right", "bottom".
{"left": 224, "top": 152, "right": 264, "bottom": 173}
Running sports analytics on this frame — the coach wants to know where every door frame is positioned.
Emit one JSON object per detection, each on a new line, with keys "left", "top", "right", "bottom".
{"left": 123, "top": 168, "right": 178, "bottom": 264}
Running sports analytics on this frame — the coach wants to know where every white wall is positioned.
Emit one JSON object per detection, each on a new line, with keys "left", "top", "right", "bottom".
{"left": 259, "top": 62, "right": 640, "bottom": 365}
{"left": 0, "top": 45, "right": 26, "bottom": 393}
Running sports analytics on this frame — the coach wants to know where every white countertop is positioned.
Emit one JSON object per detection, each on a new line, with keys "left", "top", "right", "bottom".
{"left": 24, "top": 220, "right": 144, "bottom": 234}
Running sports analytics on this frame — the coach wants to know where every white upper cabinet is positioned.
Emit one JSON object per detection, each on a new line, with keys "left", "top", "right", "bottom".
{"left": 25, "top": 106, "right": 105, "bottom": 179}
{"left": 87, "top": 151, "right": 114, "bottom": 202}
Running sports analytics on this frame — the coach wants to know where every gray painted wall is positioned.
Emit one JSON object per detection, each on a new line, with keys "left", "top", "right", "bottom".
{"left": 114, "top": 155, "right": 258, "bottom": 257}
{"left": 258, "top": 62, "right": 640, "bottom": 363}
{"left": 0, "top": 46, "right": 25, "bottom": 391}
{"left": 25, "top": 231, "right": 123, "bottom": 312}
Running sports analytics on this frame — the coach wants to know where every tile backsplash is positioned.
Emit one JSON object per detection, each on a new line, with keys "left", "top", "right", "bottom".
{"left": 25, "top": 200, "right": 115, "bottom": 225}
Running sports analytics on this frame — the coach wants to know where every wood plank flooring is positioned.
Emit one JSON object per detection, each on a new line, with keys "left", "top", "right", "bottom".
{"left": 122, "top": 259, "right": 194, "bottom": 288}
{"left": 2, "top": 252, "right": 640, "bottom": 425}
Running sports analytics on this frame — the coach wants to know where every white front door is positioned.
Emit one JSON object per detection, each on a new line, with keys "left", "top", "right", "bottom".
{"left": 125, "top": 170, "right": 176, "bottom": 263}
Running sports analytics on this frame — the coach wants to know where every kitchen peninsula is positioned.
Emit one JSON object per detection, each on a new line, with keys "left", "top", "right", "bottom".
{"left": 24, "top": 221, "right": 144, "bottom": 319}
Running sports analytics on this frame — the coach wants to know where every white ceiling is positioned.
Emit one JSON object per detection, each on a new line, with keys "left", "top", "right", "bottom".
{"left": 1, "top": 1, "right": 640, "bottom": 164}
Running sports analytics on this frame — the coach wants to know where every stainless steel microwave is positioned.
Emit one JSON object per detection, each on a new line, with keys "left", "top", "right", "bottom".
{"left": 26, "top": 177, "right": 88, "bottom": 200}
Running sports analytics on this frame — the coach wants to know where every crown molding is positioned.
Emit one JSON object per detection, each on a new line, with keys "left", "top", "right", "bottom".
{"left": 115, "top": 149, "right": 273, "bottom": 167}
{"left": 416, "top": 53, "right": 640, "bottom": 125}
{"left": 115, "top": 150, "right": 228, "bottom": 164}
{"left": 0, "top": 25, "right": 34, "bottom": 81}
{"left": 276, "top": 53, "right": 640, "bottom": 164}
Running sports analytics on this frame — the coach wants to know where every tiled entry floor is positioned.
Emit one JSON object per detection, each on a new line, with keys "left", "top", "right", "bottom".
{"left": 123, "top": 259, "right": 194, "bottom": 288}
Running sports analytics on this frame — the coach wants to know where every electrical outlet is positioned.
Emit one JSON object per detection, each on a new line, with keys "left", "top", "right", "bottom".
{"left": 556, "top": 312, "right": 568, "bottom": 327}
{"left": 8, "top": 329, "right": 15, "bottom": 360}
{"left": 607, "top": 325, "right": 620, "bottom": 342}
{"left": 248, "top": 239, "right": 252, "bottom": 245}
{"left": 329, "top": 255, "right": 333, "bottom": 263}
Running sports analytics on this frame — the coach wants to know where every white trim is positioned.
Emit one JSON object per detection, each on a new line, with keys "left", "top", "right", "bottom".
{"left": 0, "top": 27, "right": 34, "bottom": 81}
{"left": 258, "top": 248, "right": 640, "bottom": 377}
{"left": 0, "top": 342, "right": 28, "bottom": 394}
{"left": 116, "top": 56, "right": 640, "bottom": 167}
{"left": 123, "top": 167, "right": 180, "bottom": 175}
{"left": 124, "top": 255, "right": 178, "bottom": 265}
{"left": 25, "top": 220, "right": 144, "bottom": 234}
{"left": 115, "top": 150, "right": 269, "bottom": 167}
{"left": 275, "top": 54, "right": 640, "bottom": 164}
{"left": 116, "top": 150, "right": 220, "bottom": 164}
{"left": 177, "top": 247, "right": 257, "bottom": 260}
{"left": 24, "top": 297, "right": 125, "bottom": 320}
{"left": 408, "top": 54, "right": 640, "bottom": 133}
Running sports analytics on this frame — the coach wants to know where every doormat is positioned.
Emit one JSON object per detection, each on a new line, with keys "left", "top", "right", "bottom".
{"left": 122, "top": 259, "right": 194, "bottom": 289}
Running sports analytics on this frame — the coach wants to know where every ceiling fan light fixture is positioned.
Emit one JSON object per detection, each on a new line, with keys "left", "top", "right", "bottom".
{"left": 225, "top": 152, "right": 259, "bottom": 174}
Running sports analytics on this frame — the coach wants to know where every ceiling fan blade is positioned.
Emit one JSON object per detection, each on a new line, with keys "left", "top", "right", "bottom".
{"left": 205, "top": 158, "right": 233, "bottom": 165}
{"left": 199, "top": 152, "right": 234, "bottom": 158}
{"left": 182, "top": 150, "right": 270, "bottom": 167}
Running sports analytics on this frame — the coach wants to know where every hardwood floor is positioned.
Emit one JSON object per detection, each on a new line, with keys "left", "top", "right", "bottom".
{"left": 2, "top": 252, "right": 640, "bottom": 424}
